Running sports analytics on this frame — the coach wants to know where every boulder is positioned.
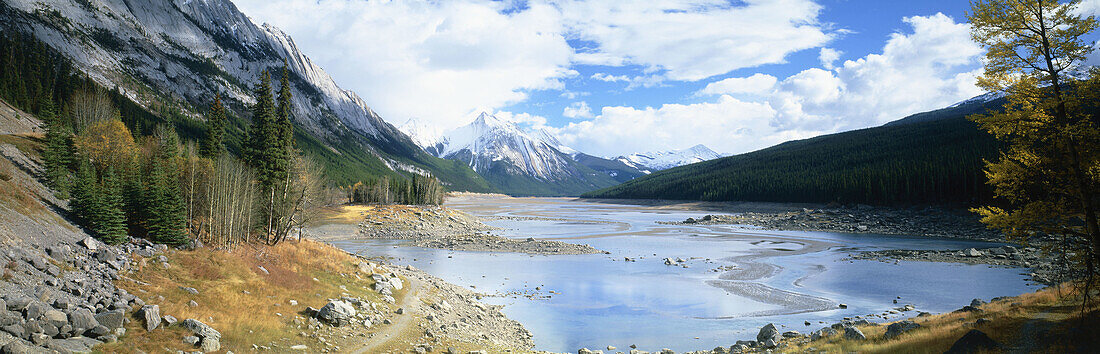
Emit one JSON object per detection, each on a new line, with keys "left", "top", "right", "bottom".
{"left": 45, "top": 337, "right": 101, "bottom": 353}
{"left": 139, "top": 305, "right": 160, "bottom": 331}
{"left": 782, "top": 330, "right": 800, "bottom": 338}
{"left": 883, "top": 320, "right": 920, "bottom": 340}
{"left": 843, "top": 326, "right": 866, "bottom": 340}
{"left": 944, "top": 329, "right": 999, "bottom": 354}
{"left": 316, "top": 300, "right": 356, "bottom": 327}
{"left": 162, "top": 315, "right": 178, "bottom": 326}
{"left": 1, "top": 341, "right": 32, "bottom": 354}
{"left": 94, "top": 310, "right": 124, "bottom": 330}
{"left": 43, "top": 309, "right": 68, "bottom": 328}
{"left": 183, "top": 336, "right": 200, "bottom": 345}
{"left": 964, "top": 248, "right": 982, "bottom": 257}
{"left": 810, "top": 327, "right": 837, "bottom": 341}
{"left": 969, "top": 299, "right": 984, "bottom": 307}
{"left": 182, "top": 319, "right": 221, "bottom": 353}
{"left": 78, "top": 237, "right": 99, "bottom": 251}
{"left": 66, "top": 308, "right": 98, "bottom": 336}
{"left": 757, "top": 323, "right": 780, "bottom": 348}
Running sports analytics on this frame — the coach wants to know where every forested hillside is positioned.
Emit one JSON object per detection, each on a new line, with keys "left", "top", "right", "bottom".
{"left": 583, "top": 101, "right": 1004, "bottom": 206}
{"left": 0, "top": 0, "right": 494, "bottom": 192}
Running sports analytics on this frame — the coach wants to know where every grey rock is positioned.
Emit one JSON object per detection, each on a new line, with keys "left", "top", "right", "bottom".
{"left": 810, "top": 327, "right": 837, "bottom": 341}
{"left": 162, "top": 314, "right": 178, "bottom": 326}
{"left": 756, "top": 323, "right": 780, "bottom": 347}
{"left": 43, "top": 309, "right": 68, "bottom": 328}
{"left": 45, "top": 337, "right": 101, "bottom": 353}
{"left": 94, "top": 310, "right": 125, "bottom": 330}
{"left": 139, "top": 305, "right": 160, "bottom": 331}
{"left": 843, "top": 326, "right": 866, "bottom": 340}
{"left": 2, "top": 324, "right": 25, "bottom": 339}
{"left": 182, "top": 319, "right": 221, "bottom": 341}
{"left": 316, "top": 301, "right": 356, "bottom": 327}
{"left": 883, "top": 320, "right": 920, "bottom": 340}
{"left": 4, "top": 296, "right": 31, "bottom": 312}
{"left": 183, "top": 335, "right": 201, "bottom": 345}
{"left": 782, "top": 330, "right": 800, "bottom": 338}
{"left": 66, "top": 308, "right": 98, "bottom": 336}
{"left": 969, "top": 299, "right": 984, "bottom": 307}
{"left": 87, "top": 325, "right": 110, "bottom": 338}
{"left": 78, "top": 237, "right": 99, "bottom": 251}
{"left": 1, "top": 341, "right": 32, "bottom": 354}
{"left": 179, "top": 287, "right": 199, "bottom": 295}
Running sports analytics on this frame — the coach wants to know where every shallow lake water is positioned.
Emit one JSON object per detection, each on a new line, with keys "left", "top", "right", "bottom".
{"left": 331, "top": 197, "right": 1040, "bottom": 353}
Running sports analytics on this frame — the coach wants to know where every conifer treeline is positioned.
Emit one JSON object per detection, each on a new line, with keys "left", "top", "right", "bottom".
{"left": 343, "top": 175, "right": 445, "bottom": 205}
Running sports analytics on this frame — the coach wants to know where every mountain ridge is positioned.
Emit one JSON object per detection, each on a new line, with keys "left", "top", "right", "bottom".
{"left": 0, "top": 0, "right": 492, "bottom": 190}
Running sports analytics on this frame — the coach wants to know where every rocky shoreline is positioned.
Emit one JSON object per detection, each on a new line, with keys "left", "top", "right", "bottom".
{"left": 317, "top": 205, "right": 606, "bottom": 255}
{"left": 659, "top": 205, "right": 1001, "bottom": 240}
{"left": 844, "top": 245, "right": 1064, "bottom": 286}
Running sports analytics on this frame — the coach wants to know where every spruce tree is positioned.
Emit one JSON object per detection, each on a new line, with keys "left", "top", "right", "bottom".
{"left": 97, "top": 166, "right": 128, "bottom": 245}
{"left": 144, "top": 132, "right": 188, "bottom": 245}
{"left": 245, "top": 70, "right": 282, "bottom": 188}
{"left": 277, "top": 62, "right": 294, "bottom": 149}
{"left": 199, "top": 94, "right": 227, "bottom": 158}
{"left": 70, "top": 158, "right": 100, "bottom": 231}
{"left": 40, "top": 93, "right": 73, "bottom": 197}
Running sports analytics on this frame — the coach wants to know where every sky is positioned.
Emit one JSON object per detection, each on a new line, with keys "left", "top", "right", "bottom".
{"left": 233, "top": 0, "right": 1100, "bottom": 158}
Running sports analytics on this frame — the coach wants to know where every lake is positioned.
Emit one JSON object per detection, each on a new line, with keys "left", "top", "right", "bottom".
{"left": 331, "top": 197, "right": 1039, "bottom": 353}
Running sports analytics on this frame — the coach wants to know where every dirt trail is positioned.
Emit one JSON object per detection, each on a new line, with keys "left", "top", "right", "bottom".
{"left": 352, "top": 277, "right": 424, "bottom": 354}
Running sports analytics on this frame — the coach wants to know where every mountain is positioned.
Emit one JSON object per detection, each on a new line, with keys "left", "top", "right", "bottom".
{"left": 398, "top": 118, "right": 446, "bottom": 155}
{"left": 526, "top": 128, "right": 648, "bottom": 183}
{"left": 615, "top": 144, "right": 723, "bottom": 171}
{"left": 0, "top": 0, "right": 492, "bottom": 191}
{"left": 407, "top": 112, "right": 619, "bottom": 196}
{"left": 583, "top": 94, "right": 1004, "bottom": 205}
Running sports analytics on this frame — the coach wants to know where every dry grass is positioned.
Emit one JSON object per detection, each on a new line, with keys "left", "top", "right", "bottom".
{"left": 784, "top": 285, "right": 1099, "bottom": 353}
{"left": 104, "top": 239, "right": 388, "bottom": 353}
{"left": 316, "top": 204, "right": 377, "bottom": 224}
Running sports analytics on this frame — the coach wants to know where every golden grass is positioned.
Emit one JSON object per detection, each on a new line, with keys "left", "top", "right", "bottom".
{"left": 104, "top": 239, "right": 389, "bottom": 353}
{"left": 784, "top": 285, "right": 1099, "bottom": 353}
{"left": 316, "top": 204, "right": 377, "bottom": 224}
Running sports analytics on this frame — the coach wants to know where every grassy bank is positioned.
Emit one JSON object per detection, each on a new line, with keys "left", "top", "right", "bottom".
{"left": 782, "top": 285, "right": 1099, "bottom": 353}
{"left": 101, "top": 239, "right": 393, "bottom": 353}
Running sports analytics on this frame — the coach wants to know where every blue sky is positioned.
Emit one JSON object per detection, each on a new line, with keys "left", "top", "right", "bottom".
{"left": 234, "top": 0, "right": 1099, "bottom": 157}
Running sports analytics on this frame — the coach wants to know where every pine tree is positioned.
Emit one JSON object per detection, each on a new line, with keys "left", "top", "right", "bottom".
{"left": 200, "top": 94, "right": 227, "bottom": 158}
{"left": 144, "top": 132, "right": 188, "bottom": 245}
{"left": 40, "top": 93, "right": 73, "bottom": 197}
{"left": 97, "top": 166, "right": 128, "bottom": 245}
{"left": 70, "top": 158, "right": 100, "bottom": 231}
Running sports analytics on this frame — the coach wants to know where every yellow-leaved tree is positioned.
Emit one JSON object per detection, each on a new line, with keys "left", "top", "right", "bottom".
{"left": 968, "top": 0, "right": 1100, "bottom": 281}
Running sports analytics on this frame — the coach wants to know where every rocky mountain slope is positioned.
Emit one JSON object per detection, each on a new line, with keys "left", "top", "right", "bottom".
{"left": 0, "top": 0, "right": 492, "bottom": 191}
{"left": 616, "top": 144, "right": 723, "bottom": 172}
{"left": 403, "top": 112, "right": 619, "bottom": 196}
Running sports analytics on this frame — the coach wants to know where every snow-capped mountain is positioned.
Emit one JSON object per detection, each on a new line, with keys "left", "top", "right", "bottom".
{"left": 398, "top": 118, "right": 445, "bottom": 154}
{"left": 616, "top": 144, "right": 723, "bottom": 171}
{"left": 404, "top": 112, "right": 618, "bottom": 196}
{"left": 0, "top": 0, "right": 490, "bottom": 190}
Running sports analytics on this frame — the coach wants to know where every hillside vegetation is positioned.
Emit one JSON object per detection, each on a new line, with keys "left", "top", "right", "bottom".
{"left": 583, "top": 102, "right": 1003, "bottom": 206}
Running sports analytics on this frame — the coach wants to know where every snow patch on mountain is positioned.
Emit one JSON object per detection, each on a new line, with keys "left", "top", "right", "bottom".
{"left": 616, "top": 144, "right": 723, "bottom": 171}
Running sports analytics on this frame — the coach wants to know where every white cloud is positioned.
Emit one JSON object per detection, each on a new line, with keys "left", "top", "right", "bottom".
{"left": 558, "top": 0, "right": 833, "bottom": 81}
{"left": 819, "top": 48, "right": 842, "bottom": 69}
{"left": 770, "top": 13, "right": 984, "bottom": 130}
{"left": 696, "top": 73, "right": 778, "bottom": 96}
{"left": 234, "top": 0, "right": 573, "bottom": 130}
{"left": 590, "top": 73, "right": 630, "bottom": 82}
{"left": 555, "top": 13, "right": 986, "bottom": 157}
{"left": 493, "top": 110, "right": 549, "bottom": 129}
{"left": 562, "top": 101, "right": 594, "bottom": 119}
{"left": 553, "top": 95, "right": 819, "bottom": 156}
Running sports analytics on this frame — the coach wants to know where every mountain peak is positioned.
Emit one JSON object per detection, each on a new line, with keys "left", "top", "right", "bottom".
{"left": 616, "top": 144, "right": 722, "bottom": 171}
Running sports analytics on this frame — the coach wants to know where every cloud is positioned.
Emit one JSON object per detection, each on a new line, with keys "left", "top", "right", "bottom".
{"left": 562, "top": 101, "right": 594, "bottom": 119}
{"left": 819, "top": 48, "right": 842, "bottom": 69}
{"left": 770, "top": 13, "right": 984, "bottom": 130}
{"left": 234, "top": 0, "right": 573, "bottom": 129}
{"left": 558, "top": 0, "right": 834, "bottom": 81}
{"left": 590, "top": 73, "right": 630, "bottom": 82}
{"left": 555, "top": 13, "right": 986, "bottom": 156}
{"left": 696, "top": 73, "right": 778, "bottom": 96}
{"left": 493, "top": 110, "right": 549, "bottom": 129}
{"left": 553, "top": 95, "right": 819, "bottom": 156}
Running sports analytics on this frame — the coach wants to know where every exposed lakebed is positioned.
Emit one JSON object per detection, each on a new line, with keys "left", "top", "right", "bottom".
{"left": 331, "top": 197, "right": 1040, "bottom": 353}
